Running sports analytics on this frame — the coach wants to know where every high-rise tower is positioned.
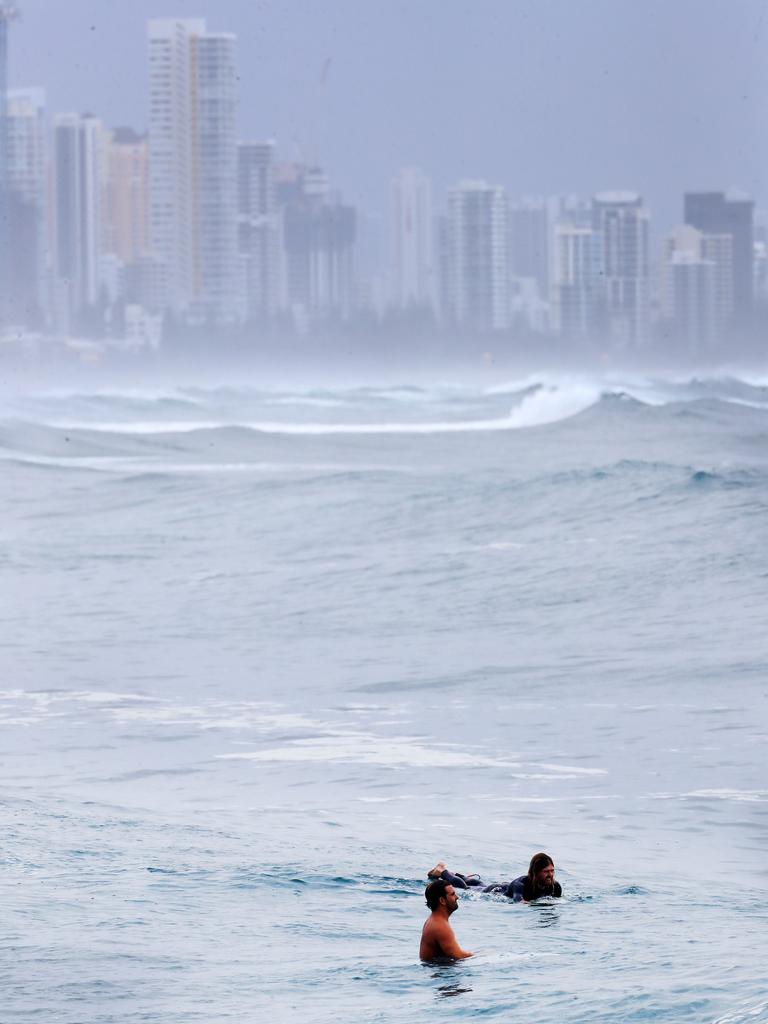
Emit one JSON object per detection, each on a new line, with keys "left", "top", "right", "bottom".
{"left": 0, "top": 4, "right": 19, "bottom": 325}
{"left": 102, "top": 127, "right": 148, "bottom": 265}
{"left": 53, "top": 113, "right": 103, "bottom": 331}
{"left": 509, "top": 198, "right": 549, "bottom": 300}
{"left": 6, "top": 87, "right": 46, "bottom": 326}
{"left": 552, "top": 223, "right": 601, "bottom": 339}
{"left": 148, "top": 19, "right": 240, "bottom": 325}
{"left": 684, "top": 192, "right": 754, "bottom": 327}
{"left": 277, "top": 164, "right": 357, "bottom": 326}
{"left": 238, "top": 141, "right": 279, "bottom": 321}
{"left": 148, "top": 19, "right": 202, "bottom": 316}
{"left": 444, "top": 180, "right": 509, "bottom": 332}
{"left": 591, "top": 192, "right": 650, "bottom": 347}
{"left": 391, "top": 168, "right": 435, "bottom": 313}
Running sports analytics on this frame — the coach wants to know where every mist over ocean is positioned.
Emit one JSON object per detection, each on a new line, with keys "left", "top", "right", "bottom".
{"left": 2, "top": 369, "right": 767, "bottom": 1022}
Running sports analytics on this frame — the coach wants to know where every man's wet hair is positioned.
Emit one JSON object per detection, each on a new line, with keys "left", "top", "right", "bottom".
{"left": 528, "top": 852, "right": 555, "bottom": 882}
{"left": 425, "top": 878, "right": 449, "bottom": 910}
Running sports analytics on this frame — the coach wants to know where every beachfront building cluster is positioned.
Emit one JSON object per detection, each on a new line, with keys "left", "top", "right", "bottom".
{"left": 0, "top": 11, "right": 764, "bottom": 356}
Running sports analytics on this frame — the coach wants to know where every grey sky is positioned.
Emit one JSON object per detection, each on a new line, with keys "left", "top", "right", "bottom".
{"left": 9, "top": 0, "right": 768, "bottom": 227}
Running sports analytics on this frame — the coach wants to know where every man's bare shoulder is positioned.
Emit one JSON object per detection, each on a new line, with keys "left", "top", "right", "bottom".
{"left": 419, "top": 914, "right": 472, "bottom": 961}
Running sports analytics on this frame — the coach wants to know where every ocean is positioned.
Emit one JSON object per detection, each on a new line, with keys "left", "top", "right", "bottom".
{"left": 1, "top": 371, "right": 767, "bottom": 1022}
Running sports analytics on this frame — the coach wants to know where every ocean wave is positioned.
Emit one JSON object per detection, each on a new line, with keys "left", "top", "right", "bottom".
{"left": 0, "top": 453, "right": 411, "bottom": 476}
{"left": 486, "top": 373, "right": 768, "bottom": 409}
{"left": 688, "top": 468, "right": 764, "bottom": 489}
{"left": 15, "top": 384, "right": 599, "bottom": 436}
{"left": 6, "top": 371, "right": 768, "bottom": 407}
{"left": 713, "top": 999, "right": 768, "bottom": 1023}
{"left": 3, "top": 427, "right": 766, "bottom": 498}
{"left": 2, "top": 375, "right": 768, "bottom": 460}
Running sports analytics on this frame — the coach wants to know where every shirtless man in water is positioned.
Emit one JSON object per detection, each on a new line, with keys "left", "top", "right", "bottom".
{"left": 419, "top": 879, "right": 473, "bottom": 961}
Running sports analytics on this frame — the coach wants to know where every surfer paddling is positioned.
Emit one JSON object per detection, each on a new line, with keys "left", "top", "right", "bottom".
{"left": 419, "top": 880, "right": 473, "bottom": 961}
{"left": 427, "top": 852, "right": 562, "bottom": 902}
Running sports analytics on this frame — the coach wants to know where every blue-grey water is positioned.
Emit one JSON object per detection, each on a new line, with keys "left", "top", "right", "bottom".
{"left": 1, "top": 372, "right": 767, "bottom": 1023}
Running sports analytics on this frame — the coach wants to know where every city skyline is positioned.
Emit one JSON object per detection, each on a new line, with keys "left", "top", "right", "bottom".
{"left": 0, "top": 3, "right": 766, "bottom": 360}
{"left": 8, "top": 0, "right": 767, "bottom": 227}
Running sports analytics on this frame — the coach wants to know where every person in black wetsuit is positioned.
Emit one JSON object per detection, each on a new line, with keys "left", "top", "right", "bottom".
{"left": 427, "top": 852, "right": 562, "bottom": 902}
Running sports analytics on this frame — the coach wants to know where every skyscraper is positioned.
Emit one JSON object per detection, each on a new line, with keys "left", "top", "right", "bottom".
{"left": 444, "top": 180, "right": 509, "bottom": 332}
{"left": 238, "top": 141, "right": 279, "bottom": 321}
{"left": 509, "top": 197, "right": 549, "bottom": 300}
{"left": 101, "top": 127, "right": 148, "bottom": 266}
{"left": 6, "top": 87, "right": 46, "bottom": 326}
{"left": 684, "top": 192, "right": 754, "bottom": 327}
{"left": 148, "top": 18, "right": 240, "bottom": 325}
{"left": 591, "top": 192, "right": 650, "bottom": 346}
{"left": 0, "top": 4, "right": 19, "bottom": 326}
{"left": 391, "top": 168, "right": 435, "bottom": 313}
{"left": 661, "top": 226, "right": 720, "bottom": 352}
{"left": 148, "top": 19, "right": 201, "bottom": 316}
{"left": 552, "top": 223, "right": 601, "bottom": 339}
{"left": 192, "top": 30, "right": 240, "bottom": 325}
{"left": 53, "top": 113, "right": 103, "bottom": 332}
{"left": 277, "top": 164, "right": 357, "bottom": 326}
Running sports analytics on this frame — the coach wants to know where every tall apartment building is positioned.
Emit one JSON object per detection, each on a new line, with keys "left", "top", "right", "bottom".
{"left": 390, "top": 167, "right": 435, "bottom": 312}
{"left": 684, "top": 192, "right": 754, "bottom": 327}
{"left": 148, "top": 19, "right": 200, "bottom": 314}
{"left": 509, "top": 197, "right": 549, "bottom": 300}
{"left": 552, "top": 223, "right": 601, "bottom": 339}
{"left": 148, "top": 19, "right": 240, "bottom": 325}
{"left": 277, "top": 164, "right": 357, "bottom": 326}
{"left": 0, "top": 4, "right": 19, "bottom": 325}
{"left": 6, "top": 87, "right": 47, "bottom": 326}
{"left": 444, "top": 180, "right": 509, "bottom": 332}
{"left": 668, "top": 254, "right": 717, "bottom": 352}
{"left": 193, "top": 31, "right": 240, "bottom": 324}
{"left": 53, "top": 113, "right": 103, "bottom": 332}
{"left": 661, "top": 226, "right": 719, "bottom": 351}
{"left": 663, "top": 221, "right": 735, "bottom": 351}
{"left": 238, "top": 141, "right": 279, "bottom": 321}
{"left": 591, "top": 192, "right": 649, "bottom": 346}
{"left": 101, "top": 127, "right": 148, "bottom": 265}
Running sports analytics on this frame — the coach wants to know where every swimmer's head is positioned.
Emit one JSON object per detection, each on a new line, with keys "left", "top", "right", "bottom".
{"left": 425, "top": 879, "right": 459, "bottom": 914}
{"left": 528, "top": 852, "right": 556, "bottom": 891}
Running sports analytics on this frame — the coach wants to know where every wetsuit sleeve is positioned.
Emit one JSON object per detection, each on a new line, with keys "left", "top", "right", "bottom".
{"left": 506, "top": 877, "right": 527, "bottom": 901}
{"left": 439, "top": 870, "right": 470, "bottom": 889}
{"left": 554, "top": 881, "right": 562, "bottom": 897}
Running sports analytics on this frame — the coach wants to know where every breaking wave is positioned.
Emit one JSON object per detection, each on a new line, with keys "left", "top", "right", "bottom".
{"left": 2, "top": 375, "right": 768, "bottom": 464}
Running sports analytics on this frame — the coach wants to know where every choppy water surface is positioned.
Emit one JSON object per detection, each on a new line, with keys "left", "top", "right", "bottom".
{"left": 1, "top": 372, "right": 767, "bottom": 1022}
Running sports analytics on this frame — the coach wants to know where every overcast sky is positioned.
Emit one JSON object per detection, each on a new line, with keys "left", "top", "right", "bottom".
{"left": 9, "top": 0, "right": 768, "bottom": 228}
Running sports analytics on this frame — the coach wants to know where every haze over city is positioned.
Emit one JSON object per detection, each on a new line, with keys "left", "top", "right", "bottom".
{"left": 1, "top": 0, "right": 767, "bottom": 369}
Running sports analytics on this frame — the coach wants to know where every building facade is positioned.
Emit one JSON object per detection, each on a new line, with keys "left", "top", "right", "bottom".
{"left": 0, "top": 4, "right": 19, "bottom": 325}
{"left": 390, "top": 167, "right": 435, "bottom": 313}
{"left": 238, "top": 141, "right": 279, "bottom": 321}
{"left": 552, "top": 223, "right": 601, "bottom": 338}
{"left": 101, "top": 126, "right": 148, "bottom": 266}
{"left": 277, "top": 164, "right": 357, "bottom": 327}
{"left": 684, "top": 192, "right": 754, "bottom": 328}
{"left": 191, "top": 31, "right": 240, "bottom": 324}
{"left": 509, "top": 197, "right": 549, "bottom": 301}
{"left": 444, "top": 180, "right": 509, "bottom": 332}
{"left": 53, "top": 113, "right": 103, "bottom": 332}
{"left": 148, "top": 18, "right": 240, "bottom": 325}
{"left": 591, "top": 191, "right": 650, "bottom": 347}
{"left": 6, "top": 87, "right": 47, "bottom": 326}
